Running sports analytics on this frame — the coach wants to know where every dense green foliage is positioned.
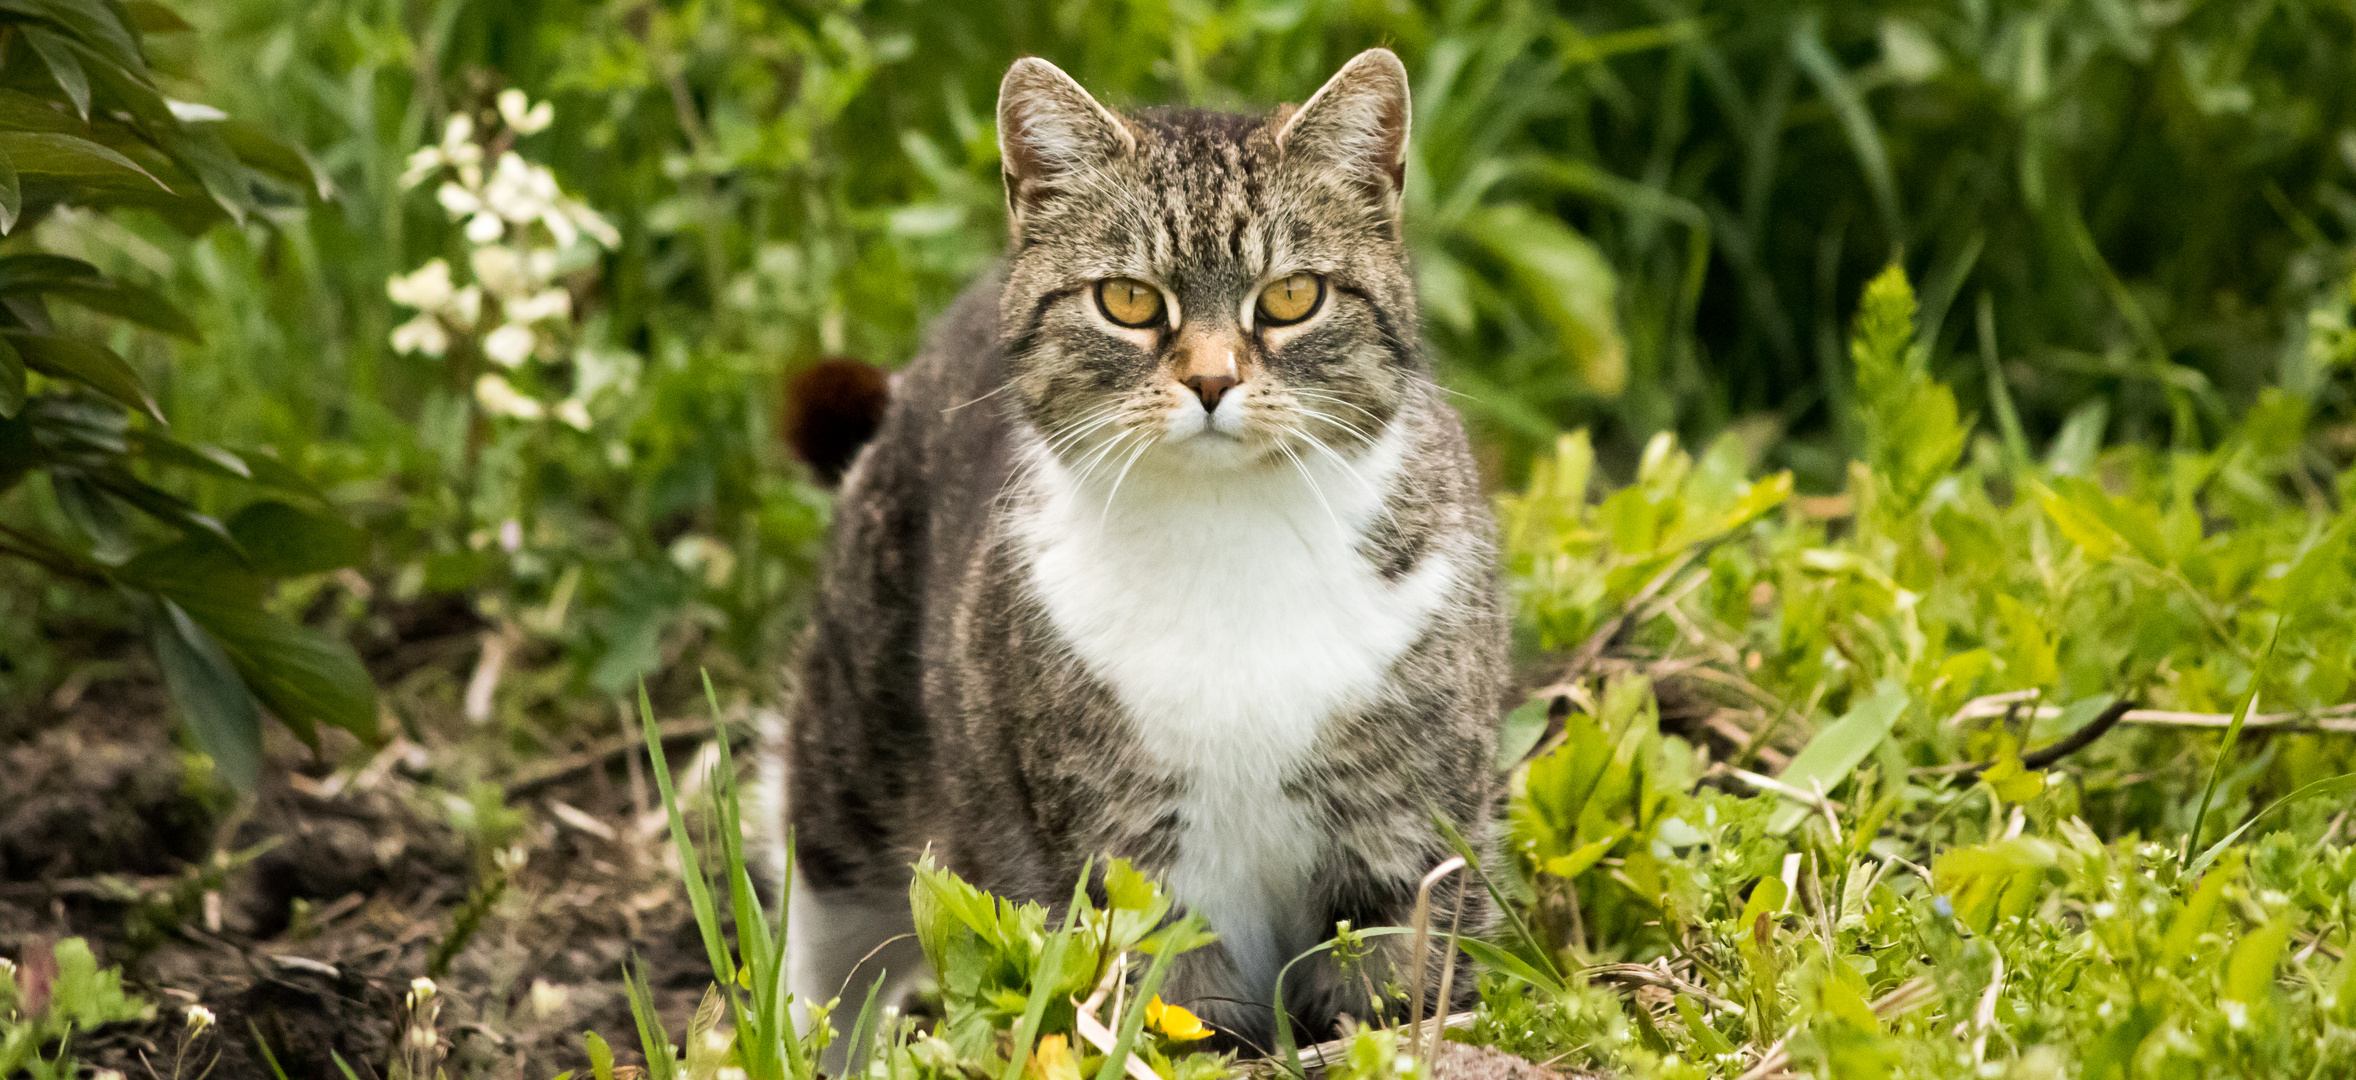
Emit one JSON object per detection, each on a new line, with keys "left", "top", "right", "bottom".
{"left": 6, "top": 0, "right": 2356, "bottom": 1078}
{"left": 0, "top": 0, "right": 376, "bottom": 789}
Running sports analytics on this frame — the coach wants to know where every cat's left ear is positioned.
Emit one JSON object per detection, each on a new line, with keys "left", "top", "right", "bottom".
{"left": 1276, "top": 48, "right": 1412, "bottom": 214}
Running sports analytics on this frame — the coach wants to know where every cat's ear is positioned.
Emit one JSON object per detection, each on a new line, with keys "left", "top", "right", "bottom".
{"left": 998, "top": 57, "right": 1134, "bottom": 233}
{"left": 1276, "top": 48, "right": 1412, "bottom": 213}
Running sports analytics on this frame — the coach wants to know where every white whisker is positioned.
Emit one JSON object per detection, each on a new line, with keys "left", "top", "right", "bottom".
{"left": 1273, "top": 437, "right": 1344, "bottom": 532}
{"left": 942, "top": 381, "right": 1014, "bottom": 413}
{"left": 1098, "top": 435, "right": 1157, "bottom": 528}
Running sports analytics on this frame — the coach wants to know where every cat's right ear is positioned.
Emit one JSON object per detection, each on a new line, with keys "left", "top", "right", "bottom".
{"left": 998, "top": 58, "right": 1133, "bottom": 235}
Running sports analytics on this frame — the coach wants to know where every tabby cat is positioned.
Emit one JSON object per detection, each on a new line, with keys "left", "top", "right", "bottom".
{"left": 777, "top": 48, "right": 1509, "bottom": 1055}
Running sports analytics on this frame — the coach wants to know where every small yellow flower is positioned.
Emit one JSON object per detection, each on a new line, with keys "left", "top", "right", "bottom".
{"left": 1028, "top": 1033, "right": 1081, "bottom": 1080}
{"left": 1145, "top": 996, "right": 1211, "bottom": 1042}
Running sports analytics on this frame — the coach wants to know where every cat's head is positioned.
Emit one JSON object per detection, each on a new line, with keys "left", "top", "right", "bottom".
{"left": 994, "top": 50, "right": 1419, "bottom": 480}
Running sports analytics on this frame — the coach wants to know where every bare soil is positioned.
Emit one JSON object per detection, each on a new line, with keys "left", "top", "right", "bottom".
{"left": 2, "top": 604, "right": 725, "bottom": 1079}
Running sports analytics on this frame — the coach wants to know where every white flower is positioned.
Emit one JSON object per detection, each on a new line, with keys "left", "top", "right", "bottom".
{"left": 475, "top": 374, "right": 545, "bottom": 420}
{"left": 555, "top": 398, "right": 593, "bottom": 431}
{"left": 387, "top": 259, "right": 454, "bottom": 311}
{"left": 439, "top": 115, "right": 479, "bottom": 162}
{"left": 390, "top": 314, "right": 448, "bottom": 357}
{"left": 471, "top": 246, "right": 528, "bottom": 298}
{"left": 497, "top": 89, "right": 554, "bottom": 135}
{"left": 437, "top": 182, "right": 483, "bottom": 219}
{"left": 185, "top": 1004, "right": 216, "bottom": 1031}
{"left": 448, "top": 285, "right": 482, "bottom": 330}
{"left": 411, "top": 976, "right": 438, "bottom": 999}
{"left": 485, "top": 153, "right": 559, "bottom": 226}
{"left": 483, "top": 323, "right": 538, "bottom": 367}
{"left": 466, "top": 212, "right": 505, "bottom": 244}
{"left": 508, "top": 288, "right": 571, "bottom": 324}
{"left": 400, "top": 146, "right": 445, "bottom": 189}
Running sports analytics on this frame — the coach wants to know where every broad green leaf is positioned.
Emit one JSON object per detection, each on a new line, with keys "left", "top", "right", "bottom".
{"left": 1539, "top": 832, "right": 1620, "bottom": 880}
{"left": 116, "top": 533, "right": 263, "bottom": 607}
{"left": 227, "top": 500, "right": 366, "bottom": 575}
{"left": 0, "top": 0, "right": 146, "bottom": 74}
{"left": 51, "top": 469, "right": 132, "bottom": 560}
{"left": 1767, "top": 680, "right": 1908, "bottom": 834}
{"left": 0, "top": 253, "right": 102, "bottom": 289}
{"left": 220, "top": 119, "right": 331, "bottom": 198}
{"left": 1932, "top": 838, "right": 2058, "bottom": 934}
{"left": 0, "top": 130, "right": 168, "bottom": 192}
{"left": 46, "top": 280, "right": 199, "bottom": 339}
{"left": 2224, "top": 917, "right": 2293, "bottom": 1008}
{"left": 127, "top": 429, "right": 250, "bottom": 482}
{"left": 3, "top": 329, "right": 158, "bottom": 421}
{"left": 146, "top": 594, "right": 264, "bottom": 791}
{"left": 21, "top": 24, "right": 90, "bottom": 119}
{"left": 178, "top": 595, "right": 379, "bottom": 745}
{"left": 0, "top": 87, "right": 80, "bottom": 134}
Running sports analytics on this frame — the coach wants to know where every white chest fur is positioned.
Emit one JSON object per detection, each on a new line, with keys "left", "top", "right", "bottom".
{"left": 1014, "top": 424, "right": 1459, "bottom": 993}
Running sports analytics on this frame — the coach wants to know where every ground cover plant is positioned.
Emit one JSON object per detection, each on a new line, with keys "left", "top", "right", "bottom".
{"left": 4, "top": 0, "right": 2356, "bottom": 1078}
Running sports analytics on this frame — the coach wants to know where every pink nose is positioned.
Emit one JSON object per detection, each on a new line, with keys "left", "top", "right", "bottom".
{"left": 1185, "top": 374, "right": 1237, "bottom": 411}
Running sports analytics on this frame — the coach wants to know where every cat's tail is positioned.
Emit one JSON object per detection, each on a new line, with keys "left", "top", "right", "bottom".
{"left": 783, "top": 358, "right": 891, "bottom": 487}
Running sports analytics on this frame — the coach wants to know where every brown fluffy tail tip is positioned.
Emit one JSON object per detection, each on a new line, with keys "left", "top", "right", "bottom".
{"left": 784, "top": 358, "right": 890, "bottom": 487}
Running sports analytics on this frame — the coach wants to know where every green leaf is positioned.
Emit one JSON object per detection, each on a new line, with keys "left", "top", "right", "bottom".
{"left": 0, "top": 87, "right": 81, "bottom": 133}
{"left": 46, "top": 280, "right": 199, "bottom": 340}
{"left": 583, "top": 1030, "right": 615, "bottom": 1080}
{"left": 2223, "top": 916, "right": 2294, "bottom": 1008}
{"left": 0, "top": 253, "right": 103, "bottom": 289}
{"left": 146, "top": 594, "right": 264, "bottom": 792}
{"left": 0, "top": 332, "right": 22, "bottom": 418}
{"left": 116, "top": 533, "right": 263, "bottom": 607}
{"left": 127, "top": 429, "right": 251, "bottom": 483}
{"left": 122, "top": 1, "right": 191, "bottom": 33}
{"left": 0, "top": 0, "right": 146, "bottom": 74}
{"left": 1767, "top": 680, "right": 1908, "bottom": 834}
{"left": 21, "top": 24, "right": 91, "bottom": 119}
{"left": 0, "top": 143, "right": 18, "bottom": 234}
{"left": 3, "top": 329, "right": 159, "bottom": 421}
{"left": 220, "top": 120, "right": 331, "bottom": 199}
{"left": 227, "top": 500, "right": 365, "bottom": 575}
{"left": 0, "top": 130, "right": 168, "bottom": 192}
{"left": 1539, "top": 832, "right": 1620, "bottom": 881}
{"left": 177, "top": 595, "right": 379, "bottom": 745}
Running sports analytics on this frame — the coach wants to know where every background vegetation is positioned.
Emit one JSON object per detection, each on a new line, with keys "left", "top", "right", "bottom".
{"left": 4, "top": 1, "right": 2356, "bottom": 1078}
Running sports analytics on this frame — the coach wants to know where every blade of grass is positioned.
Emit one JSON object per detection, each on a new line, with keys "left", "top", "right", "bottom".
{"left": 247, "top": 1022, "right": 291, "bottom": 1080}
{"left": 1001, "top": 857, "right": 1093, "bottom": 1080}
{"left": 1091, "top": 913, "right": 1205, "bottom": 1080}
{"left": 638, "top": 682, "right": 735, "bottom": 991}
{"left": 626, "top": 957, "right": 680, "bottom": 1080}
{"left": 844, "top": 970, "right": 890, "bottom": 1078}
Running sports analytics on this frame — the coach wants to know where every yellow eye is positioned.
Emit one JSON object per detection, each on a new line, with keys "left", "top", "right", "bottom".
{"left": 1257, "top": 272, "right": 1322, "bottom": 326}
{"left": 1095, "top": 278, "right": 1165, "bottom": 328}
